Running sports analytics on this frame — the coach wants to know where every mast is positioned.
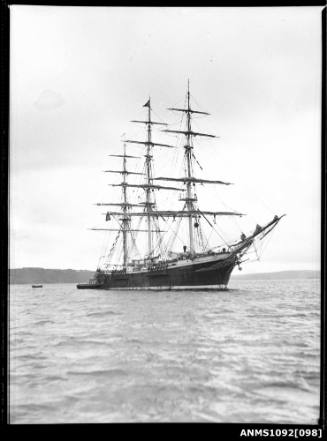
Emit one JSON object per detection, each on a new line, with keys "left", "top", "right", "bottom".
{"left": 145, "top": 98, "right": 153, "bottom": 258}
{"left": 126, "top": 99, "right": 184, "bottom": 259}
{"left": 95, "top": 150, "right": 141, "bottom": 269}
{"left": 160, "top": 80, "right": 229, "bottom": 255}
{"left": 127, "top": 98, "right": 165, "bottom": 259}
{"left": 122, "top": 143, "right": 128, "bottom": 268}
{"left": 185, "top": 80, "right": 195, "bottom": 254}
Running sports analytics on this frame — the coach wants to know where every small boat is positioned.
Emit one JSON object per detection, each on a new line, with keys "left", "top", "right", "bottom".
{"left": 32, "top": 284, "right": 43, "bottom": 288}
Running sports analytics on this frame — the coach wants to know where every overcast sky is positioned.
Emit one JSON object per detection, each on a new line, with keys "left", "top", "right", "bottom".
{"left": 10, "top": 6, "right": 322, "bottom": 273}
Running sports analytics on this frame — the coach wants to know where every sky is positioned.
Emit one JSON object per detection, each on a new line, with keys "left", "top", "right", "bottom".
{"left": 9, "top": 6, "right": 322, "bottom": 273}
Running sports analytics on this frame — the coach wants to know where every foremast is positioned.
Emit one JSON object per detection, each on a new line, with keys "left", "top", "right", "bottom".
{"left": 160, "top": 81, "right": 237, "bottom": 255}
{"left": 185, "top": 81, "right": 196, "bottom": 254}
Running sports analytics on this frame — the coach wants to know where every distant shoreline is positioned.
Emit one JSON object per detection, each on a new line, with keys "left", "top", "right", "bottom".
{"left": 9, "top": 268, "right": 320, "bottom": 285}
{"left": 231, "top": 270, "right": 320, "bottom": 280}
{"left": 9, "top": 268, "right": 94, "bottom": 285}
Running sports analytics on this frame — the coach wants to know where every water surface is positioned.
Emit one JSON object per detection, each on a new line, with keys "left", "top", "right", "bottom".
{"left": 10, "top": 278, "right": 320, "bottom": 423}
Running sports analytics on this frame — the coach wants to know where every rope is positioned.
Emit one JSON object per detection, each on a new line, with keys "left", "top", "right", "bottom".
{"left": 192, "top": 152, "right": 203, "bottom": 171}
{"left": 198, "top": 209, "right": 230, "bottom": 248}
{"left": 128, "top": 216, "right": 143, "bottom": 258}
{"left": 103, "top": 229, "right": 121, "bottom": 269}
{"left": 196, "top": 220, "right": 207, "bottom": 251}
{"left": 204, "top": 226, "right": 214, "bottom": 251}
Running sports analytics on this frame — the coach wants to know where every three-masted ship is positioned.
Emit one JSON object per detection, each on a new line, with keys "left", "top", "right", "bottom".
{"left": 77, "top": 84, "right": 284, "bottom": 290}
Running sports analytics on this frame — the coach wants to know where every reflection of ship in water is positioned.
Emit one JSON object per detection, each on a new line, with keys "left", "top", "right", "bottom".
{"left": 77, "top": 83, "right": 284, "bottom": 290}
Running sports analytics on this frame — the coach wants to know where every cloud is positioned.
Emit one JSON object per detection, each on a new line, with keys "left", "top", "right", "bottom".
{"left": 34, "top": 89, "right": 65, "bottom": 111}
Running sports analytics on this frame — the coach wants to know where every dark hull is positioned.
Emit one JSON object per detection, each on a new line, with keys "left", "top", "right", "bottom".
{"left": 77, "top": 254, "right": 237, "bottom": 290}
{"left": 76, "top": 283, "right": 103, "bottom": 289}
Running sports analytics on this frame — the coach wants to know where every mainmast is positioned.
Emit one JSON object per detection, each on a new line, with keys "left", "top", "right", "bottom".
{"left": 126, "top": 98, "right": 174, "bottom": 259}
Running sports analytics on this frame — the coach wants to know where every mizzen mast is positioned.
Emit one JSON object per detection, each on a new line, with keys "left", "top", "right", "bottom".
{"left": 91, "top": 149, "right": 142, "bottom": 269}
{"left": 105, "top": 148, "right": 141, "bottom": 269}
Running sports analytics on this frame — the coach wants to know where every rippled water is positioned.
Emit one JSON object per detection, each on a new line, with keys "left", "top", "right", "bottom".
{"left": 9, "top": 278, "right": 320, "bottom": 423}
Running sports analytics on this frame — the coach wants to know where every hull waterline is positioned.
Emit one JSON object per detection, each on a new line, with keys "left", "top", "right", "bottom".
{"left": 77, "top": 254, "right": 237, "bottom": 290}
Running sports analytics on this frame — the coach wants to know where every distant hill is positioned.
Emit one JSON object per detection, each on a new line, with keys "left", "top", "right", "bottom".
{"left": 9, "top": 268, "right": 320, "bottom": 284}
{"left": 232, "top": 270, "right": 320, "bottom": 280}
{"left": 10, "top": 268, "right": 94, "bottom": 284}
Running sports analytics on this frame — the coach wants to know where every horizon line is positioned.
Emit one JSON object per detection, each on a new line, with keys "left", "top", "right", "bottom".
{"left": 9, "top": 267, "right": 320, "bottom": 274}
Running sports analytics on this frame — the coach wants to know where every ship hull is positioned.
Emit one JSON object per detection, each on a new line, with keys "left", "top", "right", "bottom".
{"left": 78, "top": 254, "right": 237, "bottom": 290}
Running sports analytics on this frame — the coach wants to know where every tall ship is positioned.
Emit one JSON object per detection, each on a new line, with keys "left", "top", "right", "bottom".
{"left": 77, "top": 83, "right": 284, "bottom": 290}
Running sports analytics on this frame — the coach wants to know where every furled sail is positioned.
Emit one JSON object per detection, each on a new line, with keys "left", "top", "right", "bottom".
{"left": 104, "top": 210, "right": 244, "bottom": 217}
{"left": 163, "top": 129, "right": 216, "bottom": 138}
{"left": 108, "top": 154, "right": 140, "bottom": 158}
{"left": 109, "top": 183, "right": 182, "bottom": 191}
{"left": 125, "top": 140, "right": 175, "bottom": 148}
{"left": 168, "top": 107, "right": 210, "bottom": 115}
{"left": 131, "top": 120, "right": 168, "bottom": 126}
{"left": 103, "top": 170, "right": 144, "bottom": 175}
{"left": 90, "top": 228, "right": 166, "bottom": 232}
{"left": 153, "top": 177, "right": 232, "bottom": 185}
{"left": 94, "top": 203, "right": 141, "bottom": 207}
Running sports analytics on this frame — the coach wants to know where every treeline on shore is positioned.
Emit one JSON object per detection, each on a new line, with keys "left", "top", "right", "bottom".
{"left": 10, "top": 268, "right": 94, "bottom": 284}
